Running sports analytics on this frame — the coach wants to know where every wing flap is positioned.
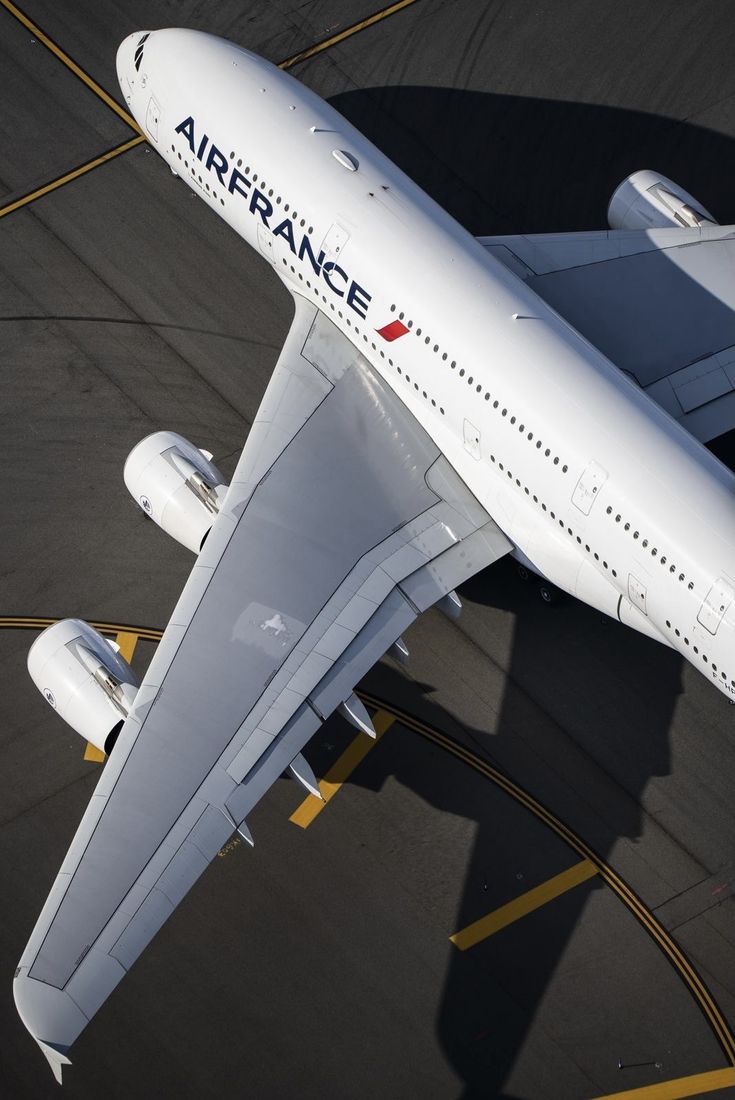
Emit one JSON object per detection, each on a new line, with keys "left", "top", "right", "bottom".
{"left": 15, "top": 295, "right": 511, "bottom": 1064}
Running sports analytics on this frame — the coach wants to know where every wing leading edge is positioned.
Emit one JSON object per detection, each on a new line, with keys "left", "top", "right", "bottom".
{"left": 15, "top": 293, "right": 511, "bottom": 1074}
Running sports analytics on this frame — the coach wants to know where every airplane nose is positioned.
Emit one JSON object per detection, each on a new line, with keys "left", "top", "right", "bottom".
{"left": 116, "top": 31, "right": 151, "bottom": 103}
{"left": 116, "top": 33, "right": 138, "bottom": 90}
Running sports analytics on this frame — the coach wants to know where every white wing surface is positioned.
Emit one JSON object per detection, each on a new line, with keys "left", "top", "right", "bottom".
{"left": 478, "top": 226, "right": 735, "bottom": 442}
{"left": 15, "top": 292, "right": 511, "bottom": 1077}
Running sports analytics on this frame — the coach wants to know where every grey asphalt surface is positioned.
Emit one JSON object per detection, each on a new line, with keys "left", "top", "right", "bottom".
{"left": 2, "top": 1, "right": 735, "bottom": 1097}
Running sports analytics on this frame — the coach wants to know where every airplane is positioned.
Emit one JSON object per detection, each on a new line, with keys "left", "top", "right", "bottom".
{"left": 14, "top": 26, "right": 735, "bottom": 1082}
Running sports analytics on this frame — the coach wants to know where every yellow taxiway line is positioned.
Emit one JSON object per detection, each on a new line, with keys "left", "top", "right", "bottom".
{"left": 0, "top": 135, "right": 145, "bottom": 220}
{"left": 289, "top": 709, "right": 395, "bottom": 827}
{"left": 450, "top": 858, "right": 599, "bottom": 950}
{"left": 359, "top": 690, "right": 735, "bottom": 1069}
{"left": 0, "top": 0, "right": 422, "bottom": 220}
{"left": 0, "top": 0, "right": 139, "bottom": 130}
{"left": 279, "top": 0, "right": 420, "bottom": 70}
{"left": 591, "top": 1066, "right": 735, "bottom": 1098}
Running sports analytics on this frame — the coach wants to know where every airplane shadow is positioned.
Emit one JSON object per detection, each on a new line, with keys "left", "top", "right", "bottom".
{"left": 318, "top": 85, "right": 735, "bottom": 1096}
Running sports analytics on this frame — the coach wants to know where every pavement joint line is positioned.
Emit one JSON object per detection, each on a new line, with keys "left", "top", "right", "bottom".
{"left": 449, "top": 858, "right": 599, "bottom": 950}
{"left": 278, "top": 0, "right": 421, "bottom": 70}
{"left": 0, "top": 0, "right": 139, "bottom": 130}
{"left": 0, "top": 135, "right": 146, "bottom": 220}
{"left": 3, "top": 617, "right": 734, "bottom": 1067}
{"left": 589, "top": 1065, "right": 735, "bottom": 1098}
{"left": 289, "top": 709, "right": 395, "bottom": 828}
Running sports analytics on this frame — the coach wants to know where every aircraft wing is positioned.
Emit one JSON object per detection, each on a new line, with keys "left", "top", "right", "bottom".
{"left": 477, "top": 226, "right": 735, "bottom": 443}
{"left": 15, "top": 292, "right": 511, "bottom": 1080}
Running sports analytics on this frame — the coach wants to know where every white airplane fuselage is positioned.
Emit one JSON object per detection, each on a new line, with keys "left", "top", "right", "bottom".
{"left": 118, "top": 29, "right": 735, "bottom": 701}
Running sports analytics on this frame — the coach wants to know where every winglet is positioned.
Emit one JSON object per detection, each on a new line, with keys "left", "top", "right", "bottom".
{"left": 36, "top": 1039, "right": 71, "bottom": 1085}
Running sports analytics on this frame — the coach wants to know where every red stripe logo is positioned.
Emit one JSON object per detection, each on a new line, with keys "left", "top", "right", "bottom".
{"left": 376, "top": 319, "right": 409, "bottom": 342}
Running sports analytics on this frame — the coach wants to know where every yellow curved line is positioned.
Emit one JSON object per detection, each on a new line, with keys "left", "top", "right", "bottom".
{"left": 359, "top": 690, "right": 735, "bottom": 1067}
{"left": 2, "top": 616, "right": 732, "bottom": 1064}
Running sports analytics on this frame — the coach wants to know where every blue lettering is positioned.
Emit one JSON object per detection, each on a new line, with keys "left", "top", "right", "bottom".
{"left": 272, "top": 219, "right": 296, "bottom": 254}
{"left": 228, "top": 168, "right": 251, "bottom": 199}
{"left": 249, "top": 188, "right": 273, "bottom": 226}
{"left": 347, "top": 281, "right": 372, "bottom": 319}
{"left": 175, "top": 116, "right": 196, "bottom": 154}
{"left": 196, "top": 133, "right": 209, "bottom": 161}
{"left": 322, "top": 261, "right": 347, "bottom": 297}
{"left": 298, "top": 234, "right": 324, "bottom": 276}
{"left": 206, "top": 144, "right": 228, "bottom": 185}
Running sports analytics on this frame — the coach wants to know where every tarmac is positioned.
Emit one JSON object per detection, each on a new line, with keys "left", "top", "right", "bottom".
{"left": 1, "top": 2, "right": 735, "bottom": 1097}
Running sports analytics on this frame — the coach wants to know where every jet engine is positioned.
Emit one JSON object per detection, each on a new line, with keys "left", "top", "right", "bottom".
{"left": 608, "top": 169, "right": 717, "bottom": 231}
{"left": 124, "top": 431, "right": 229, "bottom": 553}
{"left": 27, "top": 619, "right": 139, "bottom": 755}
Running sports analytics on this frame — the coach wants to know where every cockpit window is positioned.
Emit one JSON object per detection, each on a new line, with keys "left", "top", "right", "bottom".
{"left": 134, "top": 33, "right": 150, "bottom": 72}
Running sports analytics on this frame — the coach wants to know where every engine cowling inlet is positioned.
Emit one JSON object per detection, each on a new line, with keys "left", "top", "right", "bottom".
{"left": 124, "top": 431, "right": 229, "bottom": 553}
{"left": 28, "top": 619, "right": 139, "bottom": 754}
{"left": 608, "top": 170, "right": 717, "bottom": 231}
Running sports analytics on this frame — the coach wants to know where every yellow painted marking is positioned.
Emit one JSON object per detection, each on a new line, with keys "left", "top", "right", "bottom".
{"left": 450, "top": 859, "right": 599, "bottom": 950}
{"left": 289, "top": 709, "right": 395, "bottom": 828}
{"left": 0, "top": 135, "right": 145, "bottom": 219}
{"left": 590, "top": 1066, "right": 735, "bottom": 1098}
{"left": 279, "top": 0, "right": 420, "bottom": 69}
{"left": 0, "top": 0, "right": 139, "bottom": 129}
{"left": 83, "top": 630, "right": 140, "bottom": 762}
{"left": 114, "top": 631, "right": 139, "bottom": 664}
{"left": 0, "top": 616, "right": 162, "bottom": 641}
{"left": 359, "top": 690, "right": 735, "bottom": 1066}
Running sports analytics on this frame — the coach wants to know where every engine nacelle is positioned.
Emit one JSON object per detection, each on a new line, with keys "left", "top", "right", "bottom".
{"left": 124, "top": 431, "right": 229, "bottom": 553}
{"left": 28, "top": 619, "right": 139, "bottom": 754}
{"left": 608, "top": 170, "right": 717, "bottom": 231}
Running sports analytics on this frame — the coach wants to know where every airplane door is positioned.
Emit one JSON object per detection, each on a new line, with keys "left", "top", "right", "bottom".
{"left": 320, "top": 222, "right": 350, "bottom": 263}
{"left": 463, "top": 419, "right": 481, "bottom": 460}
{"left": 572, "top": 460, "right": 608, "bottom": 515}
{"left": 145, "top": 96, "right": 161, "bottom": 143}
{"left": 628, "top": 573, "right": 648, "bottom": 615}
{"left": 257, "top": 223, "right": 274, "bottom": 264}
{"left": 697, "top": 576, "right": 735, "bottom": 634}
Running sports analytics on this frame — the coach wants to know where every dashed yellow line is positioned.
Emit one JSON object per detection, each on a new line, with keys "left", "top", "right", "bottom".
{"left": 289, "top": 709, "right": 395, "bottom": 827}
{"left": 0, "top": 135, "right": 145, "bottom": 220}
{"left": 0, "top": 0, "right": 138, "bottom": 129}
{"left": 279, "top": 0, "right": 421, "bottom": 70}
{"left": 449, "top": 859, "right": 599, "bottom": 950}
{"left": 590, "top": 1066, "right": 735, "bottom": 1098}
